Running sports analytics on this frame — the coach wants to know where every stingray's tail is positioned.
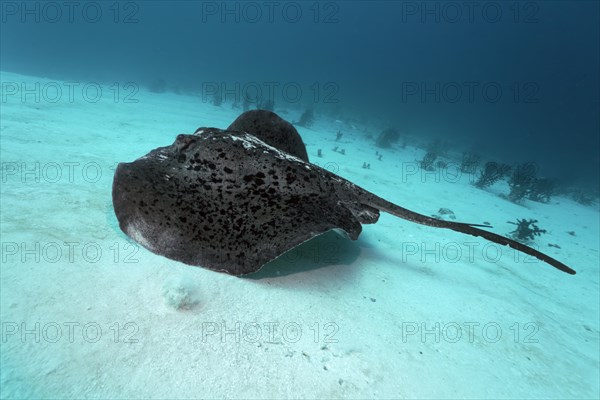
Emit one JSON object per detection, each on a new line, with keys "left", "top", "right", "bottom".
{"left": 368, "top": 196, "right": 576, "bottom": 275}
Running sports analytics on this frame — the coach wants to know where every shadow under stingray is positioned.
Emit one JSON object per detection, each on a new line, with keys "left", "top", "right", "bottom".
{"left": 245, "top": 230, "right": 362, "bottom": 279}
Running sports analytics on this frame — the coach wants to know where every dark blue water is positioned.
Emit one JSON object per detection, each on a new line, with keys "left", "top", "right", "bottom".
{"left": 1, "top": 0, "right": 598, "bottom": 186}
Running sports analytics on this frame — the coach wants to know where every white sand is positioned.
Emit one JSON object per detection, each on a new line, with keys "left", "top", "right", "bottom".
{"left": 1, "top": 71, "right": 598, "bottom": 399}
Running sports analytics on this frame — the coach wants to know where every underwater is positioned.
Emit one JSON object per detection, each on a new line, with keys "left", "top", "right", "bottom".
{"left": 1, "top": 1, "right": 599, "bottom": 398}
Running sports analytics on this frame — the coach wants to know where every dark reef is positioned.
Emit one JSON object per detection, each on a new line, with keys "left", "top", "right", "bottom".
{"left": 420, "top": 152, "right": 437, "bottom": 171}
{"left": 508, "top": 163, "right": 537, "bottom": 203}
{"left": 375, "top": 128, "right": 400, "bottom": 148}
{"left": 474, "top": 162, "right": 512, "bottom": 189}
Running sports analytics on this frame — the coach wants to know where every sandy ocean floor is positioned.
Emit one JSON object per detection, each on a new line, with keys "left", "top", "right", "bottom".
{"left": 1, "top": 71, "right": 599, "bottom": 399}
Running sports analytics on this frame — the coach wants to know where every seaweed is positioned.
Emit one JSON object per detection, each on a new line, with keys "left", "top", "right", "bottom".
{"left": 474, "top": 162, "right": 512, "bottom": 189}
{"left": 527, "top": 178, "right": 557, "bottom": 203}
{"left": 508, "top": 163, "right": 537, "bottom": 202}
{"left": 508, "top": 218, "right": 547, "bottom": 243}
{"left": 460, "top": 152, "right": 481, "bottom": 174}
{"left": 570, "top": 189, "right": 598, "bottom": 206}
{"left": 420, "top": 152, "right": 437, "bottom": 171}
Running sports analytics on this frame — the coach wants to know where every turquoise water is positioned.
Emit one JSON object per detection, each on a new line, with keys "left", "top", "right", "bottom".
{"left": 1, "top": 2, "right": 599, "bottom": 399}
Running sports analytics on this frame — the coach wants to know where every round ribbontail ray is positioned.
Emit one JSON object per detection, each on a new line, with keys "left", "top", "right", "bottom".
{"left": 112, "top": 110, "right": 576, "bottom": 276}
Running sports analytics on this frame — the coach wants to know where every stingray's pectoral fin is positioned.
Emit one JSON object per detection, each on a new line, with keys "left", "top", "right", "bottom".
{"left": 368, "top": 198, "right": 576, "bottom": 275}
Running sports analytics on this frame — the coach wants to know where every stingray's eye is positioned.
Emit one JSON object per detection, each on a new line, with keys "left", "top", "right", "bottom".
{"left": 177, "top": 134, "right": 196, "bottom": 143}
{"left": 175, "top": 135, "right": 197, "bottom": 153}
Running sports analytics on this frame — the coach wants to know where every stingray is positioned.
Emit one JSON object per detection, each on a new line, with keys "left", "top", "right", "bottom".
{"left": 112, "top": 110, "right": 575, "bottom": 276}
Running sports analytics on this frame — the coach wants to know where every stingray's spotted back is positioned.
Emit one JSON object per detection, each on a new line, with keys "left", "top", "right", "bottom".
{"left": 112, "top": 128, "right": 376, "bottom": 275}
